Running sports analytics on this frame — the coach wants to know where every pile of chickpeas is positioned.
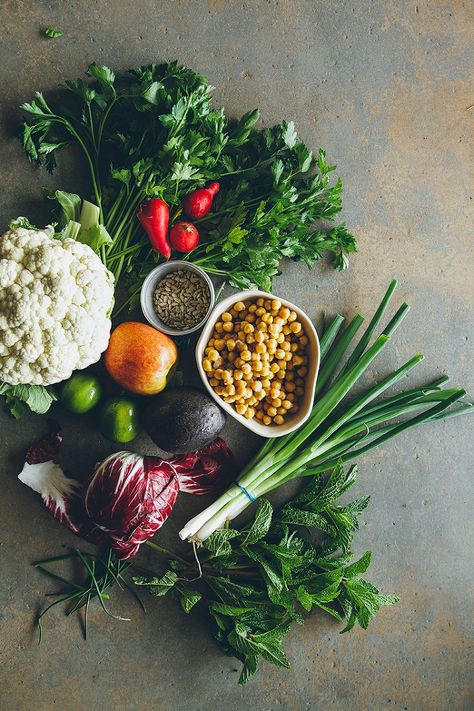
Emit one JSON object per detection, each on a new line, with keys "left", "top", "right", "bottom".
{"left": 202, "top": 297, "right": 309, "bottom": 425}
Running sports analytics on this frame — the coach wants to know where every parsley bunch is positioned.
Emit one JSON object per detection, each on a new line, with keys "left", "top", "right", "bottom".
{"left": 20, "top": 62, "right": 356, "bottom": 309}
{"left": 136, "top": 463, "right": 398, "bottom": 685}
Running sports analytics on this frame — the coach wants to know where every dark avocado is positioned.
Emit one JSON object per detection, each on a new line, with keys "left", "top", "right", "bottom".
{"left": 144, "top": 387, "right": 226, "bottom": 453}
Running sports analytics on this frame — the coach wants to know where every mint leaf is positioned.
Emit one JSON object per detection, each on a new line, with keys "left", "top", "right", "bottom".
{"left": 204, "top": 529, "right": 240, "bottom": 557}
{"left": 239, "top": 655, "right": 259, "bottom": 685}
{"left": 242, "top": 499, "right": 273, "bottom": 545}
{"left": 344, "top": 551, "right": 372, "bottom": 578}
{"left": 133, "top": 571, "right": 177, "bottom": 596}
{"left": 42, "top": 26, "right": 62, "bottom": 39}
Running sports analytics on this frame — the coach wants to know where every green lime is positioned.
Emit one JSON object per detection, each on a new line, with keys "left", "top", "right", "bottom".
{"left": 60, "top": 373, "right": 102, "bottom": 414}
{"left": 99, "top": 397, "right": 140, "bottom": 443}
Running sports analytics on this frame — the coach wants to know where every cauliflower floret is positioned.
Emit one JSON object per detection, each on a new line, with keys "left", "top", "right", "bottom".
{"left": 0, "top": 225, "right": 114, "bottom": 385}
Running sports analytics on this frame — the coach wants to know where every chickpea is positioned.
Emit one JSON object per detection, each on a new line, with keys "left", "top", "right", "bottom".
{"left": 236, "top": 403, "right": 247, "bottom": 415}
{"left": 214, "top": 357, "right": 224, "bottom": 368}
{"left": 226, "top": 338, "right": 236, "bottom": 351}
{"left": 260, "top": 366, "right": 271, "bottom": 377}
{"left": 234, "top": 301, "right": 246, "bottom": 312}
{"left": 243, "top": 323, "right": 254, "bottom": 334}
{"left": 256, "top": 297, "right": 265, "bottom": 307}
{"left": 256, "top": 389, "right": 266, "bottom": 401}
{"left": 290, "top": 321, "right": 302, "bottom": 334}
{"left": 279, "top": 307, "right": 290, "bottom": 320}
{"left": 224, "top": 396, "right": 237, "bottom": 404}
{"left": 270, "top": 397, "right": 282, "bottom": 408}
{"left": 255, "top": 343, "right": 266, "bottom": 355}
{"left": 243, "top": 372, "right": 253, "bottom": 382}
{"left": 248, "top": 303, "right": 257, "bottom": 313}
{"left": 234, "top": 369, "right": 243, "bottom": 380}
{"left": 222, "top": 370, "right": 233, "bottom": 383}
{"left": 270, "top": 387, "right": 280, "bottom": 399}
{"left": 244, "top": 407, "right": 256, "bottom": 420}
{"left": 267, "top": 406, "right": 277, "bottom": 417}
{"left": 245, "top": 313, "right": 256, "bottom": 323}
{"left": 255, "top": 330, "right": 265, "bottom": 343}
{"left": 252, "top": 361, "right": 263, "bottom": 372}
{"left": 286, "top": 371, "right": 295, "bottom": 381}
{"left": 283, "top": 325, "right": 291, "bottom": 336}
{"left": 202, "top": 359, "right": 212, "bottom": 372}
{"left": 276, "top": 370, "right": 286, "bottom": 380}
{"left": 252, "top": 380, "right": 263, "bottom": 393}
{"left": 274, "top": 415, "right": 285, "bottom": 425}
{"left": 213, "top": 338, "right": 224, "bottom": 350}
{"left": 261, "top": 312, "right": 272, "bottom": 324}
{"left": 208, "top": 348, "right": 219, "bottom": 361}
{"left": 224, "top": 384, "right": 236, "bottom": 396}
{"left": 261, "top": 378, "right": 271, "bottom": 389}
{"left": 250, "top": 352, "right": 260, "bottom": 361}
{"left": 274, "top": 348, "right": 284, "bottom": 360}
{"left": 287, "top": 393, "right": 295, "bottom": 402}
{"left": 295, "top": 377, "right": 305, "bottom": 387}
{"left": 241, "top": 350, "right": 251, "bottom": 361}
{"left": 297, "top": 366, "right": 308, "bottom": 378}
{"left": 263, "top": 415, "right": 272, "bottom": 425}
{"left": 256, "top": 410, "right": 264, "bottom": 421}
{"left": 270, "top": 362, "right": 280, "bottom": 374}
{"left": 241, "top": 363, "right": 252, "bottom": 374}
{"left": 282, "top": 399, "right": 293, "bottom": 410}
{"left": 256, "top": 306, "right": 266, "bottom": 317}
{"left": 248, "top": 395, "right": 258, "bottom": 406}
{"left": 256, "top": 322, "right": 267, "bottom": 332}
{"left": 299, "top": 335, "right": 308, "bottom": 346}
{"left": 215, "top": 386, "right": 225, "bottom": 395}
{"left": 277, "top": 333, "right": 285, "bottom": 344}
{"left": 288, "top": 311, "right": 297, "bottom": 322}
{"left": 290, "top": 342, "right": 299, "bottom": 352}
{"left": 223, "top": 322, "right": 233, "bottom": 332}
{"left": 286, "top": 381, "right": 296, "bottom": 392}
{"left": 278, "top": 407, "right": 286, "bottom": 416}
{"left": 209, "top": 378, "right": 219, "bottom": 387}
{"left": 268, "top": 324, "right": 281, "bottom": 337}
{"left": 293, "top": 355, "right": 304, "bottom": 366}
{"left": 295, "top": 386, "right": 305, "bottom": 396}
{"left": 290, "top": 404, "right": 300, "bottom": 414}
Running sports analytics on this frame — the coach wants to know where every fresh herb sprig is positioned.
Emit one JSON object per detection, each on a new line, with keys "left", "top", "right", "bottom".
{"left": 20, "top": 62, "right": 356, "bottom": 309}
{"left": 33, "top": 549, "right": 144, "bottom": 641}
{"left": 135, "top": 463, "right": 398, "bottom": 685}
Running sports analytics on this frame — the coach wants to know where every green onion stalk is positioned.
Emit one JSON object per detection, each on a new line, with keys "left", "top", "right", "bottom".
{"left": 179, "top": 280, "right": 472, "bottom": 543}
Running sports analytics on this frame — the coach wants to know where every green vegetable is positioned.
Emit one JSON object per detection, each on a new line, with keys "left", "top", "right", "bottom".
{"left": 180, "top": 280, "right": 472, "bottom": 543}
{"left": 137, "top": 463, "right": 399, "bottom": 685}
{"left": 99, "top": 397, "right": 140, "bottom": 443}
{"left": 42, "top": 26, "right": 63, "bottom": 39}
{"left": 20, "top": 62, "right": 356, "bottom": 311}
{"left": 33, "top": 549, "right": 143, "bottom": 642}
{"left": 59, "top": 373, "right": 102, "bottom": 414}
{"left": 0, "top": 383, "right": 57, "bottom": 419}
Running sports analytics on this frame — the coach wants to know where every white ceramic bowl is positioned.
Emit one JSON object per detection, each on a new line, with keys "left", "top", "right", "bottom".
{"left": 140, "top": 261, "right": 215, "bottom": 336}
{"left": 196, "top": 290, "right": 320, "bottom": 438}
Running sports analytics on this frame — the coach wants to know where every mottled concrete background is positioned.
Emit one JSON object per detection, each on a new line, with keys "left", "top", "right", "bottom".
{"left": 0, "top": 1, "right": 473, "bottom": 710}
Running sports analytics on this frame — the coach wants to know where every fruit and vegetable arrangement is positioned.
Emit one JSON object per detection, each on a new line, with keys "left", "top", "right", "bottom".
{"left": 1, "top": 62, "right": 472, "bottom": 685}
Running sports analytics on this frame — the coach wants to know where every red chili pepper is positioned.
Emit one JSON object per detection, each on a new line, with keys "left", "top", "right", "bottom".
{"left": 136, "top": 199, "right": 171, "bottom": 258}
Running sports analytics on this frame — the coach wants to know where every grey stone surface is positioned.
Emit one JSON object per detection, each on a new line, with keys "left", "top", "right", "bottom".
{"left": 0, "top": 1, "right": 473, "bottom": 710}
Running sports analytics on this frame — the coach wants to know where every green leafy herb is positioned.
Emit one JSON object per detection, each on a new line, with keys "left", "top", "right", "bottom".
{"left": 42, "top": 26, "right": 63, "bottom": 39}
{"left": 20, "top": 62, "right": 356, "bottom": 310}
{"left": 135, "top": 464, "right": 399, "bottom": 685}
{"left": 33, "top": 549, "right": 144, "bottom": 642}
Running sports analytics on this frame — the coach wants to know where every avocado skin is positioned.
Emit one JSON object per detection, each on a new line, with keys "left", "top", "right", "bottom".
{"left": 144, "top": 387, "right": 226, "bottom": 454}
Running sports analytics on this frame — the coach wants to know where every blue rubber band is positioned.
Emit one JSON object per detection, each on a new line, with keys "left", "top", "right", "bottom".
{"left": 236, "top": 482, "right": 256, "bottom": 502}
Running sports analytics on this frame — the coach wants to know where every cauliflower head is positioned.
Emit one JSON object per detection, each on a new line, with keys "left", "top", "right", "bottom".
{"left": 0, "top": 225, "right": 114, "bottom": 385}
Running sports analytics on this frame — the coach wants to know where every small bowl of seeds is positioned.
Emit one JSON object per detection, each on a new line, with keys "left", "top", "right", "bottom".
{"left": 140, "top": 261, "right": 214, "bottom": 336}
